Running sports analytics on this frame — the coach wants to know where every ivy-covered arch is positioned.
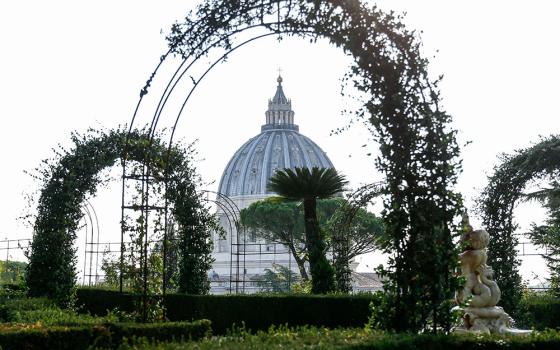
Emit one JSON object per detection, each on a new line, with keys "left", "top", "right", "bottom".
{"left": 480, "top": 135, "right": 560, "bottom": 315}
{"left": 130, "top": 0, "right": 464, "bottom": 332}
{"left": 26, "top": 128, "right": 215, "bottom": 306}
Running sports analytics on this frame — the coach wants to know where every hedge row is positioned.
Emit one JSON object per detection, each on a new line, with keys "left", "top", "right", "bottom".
{"left": 76, "top": 289, "right": 373, "bottom": 334}
{"left": 166, "top": 293, "right": 372, "bottom": 333}
{"left": 518, "top": 294, "right": 560, "bottom": 330}
{"left": 76, "top": 288, "right": 136, "bottom": 315}
{"left": 76, "top": 289, "right": 560, "bottom": 333}
{"left": 0, "top": 319, "right": 211, "bottom": 350}
{"left": 108, "top": 327, "right": 560, "bottom": 350}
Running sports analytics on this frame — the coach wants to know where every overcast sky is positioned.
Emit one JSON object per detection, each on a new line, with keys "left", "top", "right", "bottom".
{"left": 1, "top": 1, "right": 558, "bottom": 283}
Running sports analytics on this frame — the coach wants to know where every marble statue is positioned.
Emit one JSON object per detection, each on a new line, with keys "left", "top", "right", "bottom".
{"left": 453, "top": 213, "right": 531, "bottom": 335}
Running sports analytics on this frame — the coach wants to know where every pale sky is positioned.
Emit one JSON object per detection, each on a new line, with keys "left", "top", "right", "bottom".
{"left": 1, "top": 1, "right": 558, "bottom": 284}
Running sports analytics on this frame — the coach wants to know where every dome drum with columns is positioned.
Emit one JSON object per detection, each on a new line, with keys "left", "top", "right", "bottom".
{"left": 210, "top": 75, "right": 336, "bottom": 293}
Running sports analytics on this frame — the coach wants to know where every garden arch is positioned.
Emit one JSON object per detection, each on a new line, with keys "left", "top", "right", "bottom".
{"left": 124, "top": 0, "right": 463, "bottom": 331}
{"left": 27, "top": 128, "right": 213, "bottom": 310}
{"left": 480, "top": 135, "right": 560, "bottom": 314}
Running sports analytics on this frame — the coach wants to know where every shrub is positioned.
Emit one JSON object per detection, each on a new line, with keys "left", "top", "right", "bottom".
{"left": 76, "top": 288, "right": 136, "bottom": 316}
{"left": 109, "top": 320, "right": 211, "bottom": 344}
{"left": 0, "top": 297, "right": 54, "bottom": 322}
{"left": 0, "top": 320, "right": 211, "bottom": 349}
{"left": 517, "top": 292, "right": 560, "bottom": 330}
{"left": 76, "top": 289, "right": 374, "bottom": 334}
{"left": 108, "top": 327, "right": 560, "bottom": 350}
{"left": 75, "top": 288, "right": 560, "bottom": 334}
{"left": 0, "top": 283, "right": 26, "bottom": 295}
{"left": 6, "top": 307, "right": 116, "bottom": 326}
{"left": 0, "top": 324, "right": 107, "bottom": 350}
{"left": 165, "top": 293, "right": 373, "bottom": 334}
{"left": 0, "top": 293, "right": 117, "bottom": 326}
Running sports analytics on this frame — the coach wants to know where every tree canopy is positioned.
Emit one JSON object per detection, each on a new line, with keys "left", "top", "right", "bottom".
{"left": 240, "top": 196, "right": 385, "bottom": 286}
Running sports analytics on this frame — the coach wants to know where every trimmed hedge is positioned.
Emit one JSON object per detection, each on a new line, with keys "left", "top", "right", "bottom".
{"left": 75, "top": 288, "right": 560, "bottom": 333}
{"left": 110, "top": 327, "right": 560, "bottom": 350}
{"left": 0, "top": 320, "right": 211, "bottom": 349}
{"left": 518, "top": 293, "right": 560, "bottom": 330}
{"left": 76, "top": 288, "right": 136, "bottom": 315}
{"left": 165, "top": 293, "right": 372, "bottom": 334}
{"left": 76, "top": 289, "right": 373, "bottom": 334}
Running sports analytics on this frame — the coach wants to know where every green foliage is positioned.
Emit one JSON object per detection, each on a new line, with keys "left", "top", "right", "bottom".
{"left": 516, "top": 291, "right": 560, "bottom": 330}
{"left": 241, "top": 198, "right": 308, "bottom": 280}
{"left": 75, "top": 288, "right": 136, "bottom": 316}
{"left": 526, "top": 181, "right": 560, "bottom": 296}
{"left": 25, "top": 128, "right": 148, "bottom": 306}
{"left": 268, "top": 167, "right": 348, "bottom": 294}
{"left": 0, "top": 287, "right": 210, "bottom": 348}
{"left": 107, "top": 327, "right": 560, "bottom": 350}
{"left": 5, "top": 306, "right": 114, "bottom": 326}
{"left": 73, "top": 287, "right": 560, "bottom": 335}
{"left": 0, "top": 320, "right": 211, "bottom": 350}
{"left": 164, "top": 293, "right": 372, "bottom": 335}
{"left": 479, "top": 135, "right": 560, "bottom": 315}
{"left": 0, "top": 283, "right": 26, "bottom": 302}
{"left": 241, "top": 196, "right": 385, "bottom": 290}
{"left": 0, "top": 294, "right": 117, "bottom": 326}
{"left": 26, "top": 127, "right": 216, "bottom": 308}
{"left": 76, "top": 288, "right": 374, "bottom": 334}
{"left": 255, "top": 264, "right": 299, "bottom": 293}
{"left": 0, "top": 261, "right": 27, "bottom": 285}
{"left": 166, "top": 149, "right": 219, "bottom": 295}
{"left": 167, "top": 0, "right": 463, "bottom": 330}
{"left": 0, "top": 297, "right": 54, "bottom": 322}
{"left": 106, "top": 320, "right": 212, "bottom": 346}
{"left": 324, "top": 195, "right": 387, "bottom": 293}
{"left": 267, "top": 167, "right": 348, "bottom": 201}
{"left": 100, "top": 252, "right": 122, "bottom": 288}
{"left": 101, "top": 237, "right": 167, "bottom": 321}
{"left": 149, "top": 0, "right": 478, "bottom": 332}
{"left": 290, "top": 280, "right": 312, "bottom": 294}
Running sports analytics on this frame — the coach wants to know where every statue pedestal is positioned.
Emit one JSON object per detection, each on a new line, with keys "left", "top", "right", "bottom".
{"left": 453, "top": 306, "right": 532, "bottom": 335}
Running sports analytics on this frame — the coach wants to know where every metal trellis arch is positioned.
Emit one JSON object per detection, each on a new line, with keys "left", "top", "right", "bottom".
{"left": 119, "top": 0, "right": 446, "bottom": 322}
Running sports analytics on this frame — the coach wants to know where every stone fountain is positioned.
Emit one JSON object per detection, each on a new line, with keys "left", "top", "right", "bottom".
{"left": 453, "top": 214, "right": 531, "bottom": 335}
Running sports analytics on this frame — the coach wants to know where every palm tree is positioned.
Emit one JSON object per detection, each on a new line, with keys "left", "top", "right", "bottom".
{"left": 267, "top": 167, "right": 348, "bottom": 293}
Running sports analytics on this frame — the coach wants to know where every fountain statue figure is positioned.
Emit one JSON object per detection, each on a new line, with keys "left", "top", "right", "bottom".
{"left": 453, "top": 213, "right": 531, "bottom": 335}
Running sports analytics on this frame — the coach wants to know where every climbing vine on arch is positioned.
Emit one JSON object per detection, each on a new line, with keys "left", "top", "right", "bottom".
{"left": 26, "top": 127, "right": 218, "bottom": 307}
{"left": 479, "top": 135, "right": 560, "bottom": 315}
{"left": 167, "top": 0, "right": 463, "bottom": 332}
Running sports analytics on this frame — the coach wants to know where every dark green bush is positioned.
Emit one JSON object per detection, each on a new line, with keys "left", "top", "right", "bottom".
{"left": 76, "top": 289, "right": 374, "bottom": 334}
{"left": 165, "top": 293, "right": 372, "bottom": 334}
{"left": 75, "top": 288, "right": 560, "bottom": 334}
{"left": 6, "top": 306, "right": 116, "bottom": 326}
{"left": 109, "top": 320, "right": 211, "bottom": 344}
{"left": 0, "top": 324, "right": 107, "bottom": 350}
{"left": 0, "top": 294, "right": 115, "bottom": 326}
{"left": 110, "top": 327, "right": 560, "bottom": 350}
{"left": 76, "top": 288, "right": 136, "bottom": 315}
{"left": 0, "top": 320, "right": 211, "bottom": 349}
{"left": 0, "top": 297, "right": 54, "bottom": 322}
{"left": 0, "top": 283, "right": 26, "bottom": 295}
{"left": 517, "top": 292, "right": 560, "bottom": 330}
